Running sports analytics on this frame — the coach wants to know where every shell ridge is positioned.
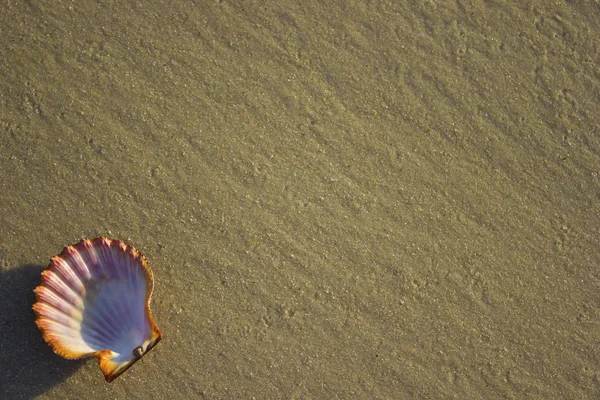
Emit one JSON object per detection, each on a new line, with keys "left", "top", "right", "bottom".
{"left": 39, "top": 272, "right": 84, "bottom": 310}
{"left": 39, "top": 331, "right": 91, "bottom": 360}
{"left": 95, "top": 238, "right": 114, "bottom": 280}
{"left": 130, "top": 255, "right": 151, "bottom": 339}
{"left": 115, "top": 243, "right": 146, "bottom": 337}
{"left": 80, "top": 308, "right": 120, "bottom": 347}
{"left": 78, "top": 239, "right": 99, "bottom": 279}
{"left": 36, "top": 319, "right": 94, "bottom": 356}
{"left": 51, "top": 256, "right": 86, "bottom": 295}
{"left": 125, "top": 252, "right": 147, "bottom": 335}
{"left": 129, "top": 255, "right": 146, "bottom": 321}
{"left": 64, "top": 245, "right": 92, "bottom": 283}
{"left": 103, "top": 280, "right": 132, "bottom": 342}
{"left": 80, "top": 263, "right": 147, "bottom": 352}
{"left": 131, "top": 274, "right": 147, "bottom": 338}
{"left": 123, "top": 249, "right": 137, "bottom": 325}
{"left": 81, "top": 292, "right": 125, "bottom": 344}
{"left": 34, "top": 303, "right": 81, "bottom": 330}
{"left": 34, "top": 286, "right": 82, "bottom": 321}
{"left": 75, "top": 240, "right": 124, "bottom": 344}
{"left": 111, "top": 242, "right": 127, "bottom": 280}
{"left": 79, "top": 324, "right": 117, "bottom": 350}
{"left": 59, "top": 246, "right": 88, "bottom": 288}
{"left": 98, "top": 239, "right": 116, "bottom": 279}
{"left": 37, "top": 317, "right": 82, "bottom": 337}
{"left": 111, "top": 245, "right": 134, "bottom": 327}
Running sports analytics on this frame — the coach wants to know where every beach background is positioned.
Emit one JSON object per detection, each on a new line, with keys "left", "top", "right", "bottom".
{"left": 1, "top": 1, "right": 599, "bottom": 399}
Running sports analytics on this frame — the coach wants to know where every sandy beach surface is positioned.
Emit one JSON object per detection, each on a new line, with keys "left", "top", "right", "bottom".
{"left": 1, "top": 1, "right": 599, "bottom": 399}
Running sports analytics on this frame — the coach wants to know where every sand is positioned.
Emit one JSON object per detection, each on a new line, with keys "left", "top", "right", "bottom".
{"left": 1, "top": 1, "right": 599, "bottom": 399}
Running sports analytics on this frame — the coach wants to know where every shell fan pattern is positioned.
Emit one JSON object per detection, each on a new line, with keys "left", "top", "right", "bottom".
{"left": 33, "top": 238, "right": 162, "bottom": 382}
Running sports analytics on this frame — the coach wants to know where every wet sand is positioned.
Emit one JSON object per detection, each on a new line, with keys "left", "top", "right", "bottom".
{"left": 1, "top": 1, "right": 599, "bottom": 399}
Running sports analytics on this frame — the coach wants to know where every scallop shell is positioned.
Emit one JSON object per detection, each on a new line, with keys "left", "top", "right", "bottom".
{"left": 33, "top": 238, "right": 163, "bottom": 382}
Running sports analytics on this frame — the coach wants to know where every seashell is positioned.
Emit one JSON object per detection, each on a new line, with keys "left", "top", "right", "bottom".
{"left": 33, "top": 238, "right": 163, "bottom": 382}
